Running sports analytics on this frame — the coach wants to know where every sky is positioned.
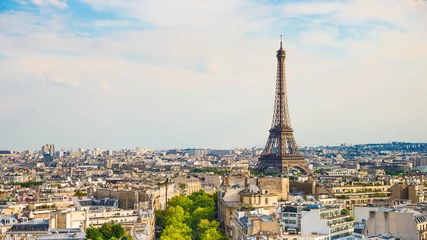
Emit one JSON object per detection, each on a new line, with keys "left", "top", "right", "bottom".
{"left": 0, "top": 0, "right": 426, "bottom": 150}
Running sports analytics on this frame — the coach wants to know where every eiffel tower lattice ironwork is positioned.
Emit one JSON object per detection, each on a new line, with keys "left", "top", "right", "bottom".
{"left": 257, "top": 37, "right": 309, "bottom": 174}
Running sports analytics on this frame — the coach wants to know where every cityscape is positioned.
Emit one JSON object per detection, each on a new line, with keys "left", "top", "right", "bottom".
{"left": 1, "top": 1, "right": 427, "bottom": 240}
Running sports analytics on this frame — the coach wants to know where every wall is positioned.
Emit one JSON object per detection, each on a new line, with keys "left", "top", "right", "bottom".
{"left": 352, "top": 207, "right": 379, "bottom": 223}
{"left": 367, "top": 211, "right": 417, "bottom": 240}
{"left": 390, "top": 184, "right": 408, "bottom": 200}
{"left": 301, "top": 209, "right": 329, "bottom": 236}
{"left": 95, "top": 189, "right": 138, "bottom": 210}
{"left": 258, "top": 177, "right": 289, "bottom": 200}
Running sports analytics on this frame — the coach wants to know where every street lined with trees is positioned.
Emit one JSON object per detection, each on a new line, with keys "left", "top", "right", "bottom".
{"left": 156, "top": 191, "right": 226, "bottom": 240}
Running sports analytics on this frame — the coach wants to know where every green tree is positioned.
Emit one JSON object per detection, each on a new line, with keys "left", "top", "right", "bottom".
{"left": 168, "top": 196, "right": 193, "bottom": 213}
{"left": 197, "top": 219, "right": 219, "bottom": 232}
{"left": 341, "top": 208, "right": 350, "bottom": 215}
{"left": 200, "top": 228, "right": 224, "bottom": 240}
{"left": 164, "top": 206, "right": 190, "bottom": 226}
{"left": 75, "top": 190, "right": 87, "bottom": 199}
{"left": 156, "top": 210, "right": 166, "bottom": 228}
{"left": 87, "top": 223, "right": 128, "bottom": 240}
{"left": 196, "top": 219, "right": 225, "bottom": 240}
{"left": 111, "top": 223, "right": 126, "bottom": 239}
{"left": 190, "top": 192, "right": 216, "bottom": 211}
{"left": 157, "top": 190, "right": 221, "bottom": 240}
{"left": 100, "top": 223, "right": 113, "bottom": 239}
{"left": 86, "top": 227, "right": 102, "bottom": 240}
{"left": 191, "top": 207, "right": 215, "bottom": 229}
{"left": 160, "top": 223, "right": 192, "bottom": 240}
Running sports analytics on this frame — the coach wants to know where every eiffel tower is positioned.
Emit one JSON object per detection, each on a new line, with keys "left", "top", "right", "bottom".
{"left": 257, "top": 37, "right": 309, "bottom": 174}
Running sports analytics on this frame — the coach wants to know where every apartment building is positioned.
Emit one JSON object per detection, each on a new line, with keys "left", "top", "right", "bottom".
{"left": 316, "top": 184, "right": 392, "bottom": 209}
{"left": 232, "top": 209, "right": 280, "bottom": 240}
{"left": 301, "top": 206, "right": 354, "bottom": 240}
{"left": 367, "top": 209, "right": 427, "bottom": 240}
{"left": 218, "top": 176, "right": 289, "bottom": 238}
{"left": 391, "top": 183, "right": 426, "bottom": 203}
{"left": 204, "top": 174, "right": 222, "bottom": 189}
{"left": 175, "top": 176, "right": 202, "bottom": 196}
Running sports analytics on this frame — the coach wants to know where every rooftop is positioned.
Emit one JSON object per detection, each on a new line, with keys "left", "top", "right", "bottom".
{"left": 8, "top": 219, "right": 49, "bottom": 232}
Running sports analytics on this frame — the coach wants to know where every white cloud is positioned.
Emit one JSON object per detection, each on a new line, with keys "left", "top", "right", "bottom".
{"left": 32, "top": 0, "right": 67, "bottom": 9}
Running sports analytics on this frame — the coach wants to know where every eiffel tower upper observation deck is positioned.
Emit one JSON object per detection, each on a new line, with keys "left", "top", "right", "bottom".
{"left": 257, "top": 37, "right": 309, "bottom": 174}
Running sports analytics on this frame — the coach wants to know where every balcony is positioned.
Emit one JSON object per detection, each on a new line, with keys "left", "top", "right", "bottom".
{"left": 330, "top": 227, "right": 353, "bottom": 236}
{"left": 35, "top": 204, "right": 57, "bottom": 210}
{"left": 329, "top": 218, "right": 354, "bottom": 227}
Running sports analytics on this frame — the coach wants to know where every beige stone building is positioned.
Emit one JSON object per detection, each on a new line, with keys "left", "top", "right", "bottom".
{"left": 218, "top": 176, "right": 289, "bottom": 238}
{"left": 391, "top": 183, "right": 425, "bottom": 203}
{"left": 232, "top": 209, "right": 280, "bottom": 240}
{"left": 204, "top": 174, "right": 222, "bottom": 189}
{"left": 54, "top": 208, "right": 155, "bottom": 239}
{"left": 367, "top": 209, "right": 427, "bottom": 240}
{"left": 95, "top": 185, "right": 179, "bottom": 211}
{"left": 174, "top": 176, "right": 202, "bottom": 196}
{"left": 315, "top": 184, "right": 392, "bottom": 209}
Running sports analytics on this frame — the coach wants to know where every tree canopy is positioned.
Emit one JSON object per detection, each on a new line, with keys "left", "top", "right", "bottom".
{"left": 157, "top": 190, "right": 225, "bottom": 240}
{"left": 86, "top": 223, "right": 131, "bottom": 240}
{"left": 167, "top": 195, "right": 193, "bottom": 213}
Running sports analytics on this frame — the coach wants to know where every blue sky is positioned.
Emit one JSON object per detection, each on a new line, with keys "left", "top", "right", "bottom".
{"left": 1, "top": 0, "right": 426, "bottom": 150}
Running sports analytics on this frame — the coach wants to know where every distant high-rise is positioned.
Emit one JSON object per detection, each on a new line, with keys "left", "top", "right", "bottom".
{"left": 257, "top": 38, "right": 309, "bottom": 174}
{"left": 41, "top": 144, "right": 55, "bottom": 156}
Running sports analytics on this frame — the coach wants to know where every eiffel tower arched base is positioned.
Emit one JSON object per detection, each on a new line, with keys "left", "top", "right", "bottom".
{"left": 257, "top": 155, "right": 310, "bottom": 175}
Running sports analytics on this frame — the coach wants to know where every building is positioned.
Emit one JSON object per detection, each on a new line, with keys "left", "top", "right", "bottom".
{"left": 204, "top": 174, "right": 222, "bottom": 189}
{"left": 41, "top": 144, "right": 55, "bottom": 157}
{"left": 232, "top": 209, "right": 280, "bottom": 240}
{"left": 391, "top": 183, "right": 425, "bottom": 203}
{"left": 315, "top": 184, "right": 392, "bottom": 209}
{"left": 415, "top": 157, "right": 427, "bottom": 168}
{"left": 3, "top": 174, "right": 26, "bottom": 183}
{"left": 301, "top": 206, "right": 354, "bottom": 240}
{"left": 5, "top": 219, "right": 84, "bottom": 240}
{"left": 324, "top": 169, "right": 357, "bottom": 177}
{"left": 366, "top": 209, "right": 427, "bottom": 240}
{"left": 279, "top": 205, "right": 300, "bottom": 231}
{"left": 0, "top": 214, "right": 21, "bottom": 235}
{"left": 218, "top": 176, "right": 289, "bottom": 238}
{"left": 175, "top": 177, "right": 202, "bottom": 196}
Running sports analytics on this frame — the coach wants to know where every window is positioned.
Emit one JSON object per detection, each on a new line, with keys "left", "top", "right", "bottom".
{"left": 284, "top": 213, "right": 288, "bottom": 217}
{"left": 265, "top": 198, "right": 268, "bottom": 204}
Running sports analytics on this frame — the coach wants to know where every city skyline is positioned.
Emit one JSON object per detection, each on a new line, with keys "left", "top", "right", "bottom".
{"left": 1, "top": 0, "right": 427, "bottom": 150}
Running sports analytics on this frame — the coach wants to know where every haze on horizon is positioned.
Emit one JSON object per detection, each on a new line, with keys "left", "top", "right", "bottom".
{"left": 1, "top": 0, "right": 426, "bottom": 151}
